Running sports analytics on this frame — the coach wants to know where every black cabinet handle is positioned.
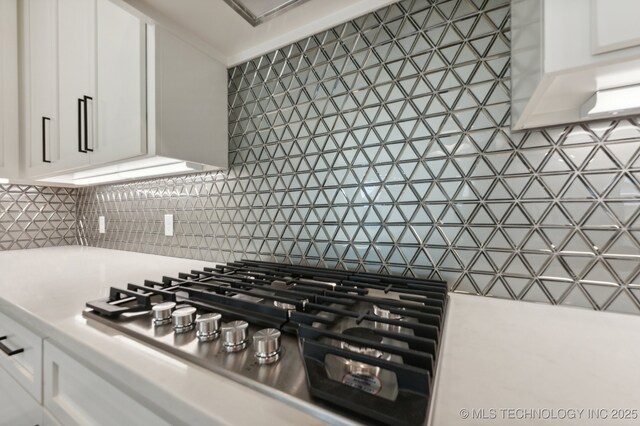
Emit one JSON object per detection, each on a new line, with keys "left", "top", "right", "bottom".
{"left": 42, "top": 117, "right": 51, "bottom": 163}
{"left": 0, "top": 336, "right": 24, "bottom": 356}
{"left": 78, "top": 98, "right": 86, "bottom": 153}
{"left": 84, "top": 96, "right": 93, "bottom": 152}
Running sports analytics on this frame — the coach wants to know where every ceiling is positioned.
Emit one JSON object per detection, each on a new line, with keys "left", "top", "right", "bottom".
{"left": 122, "top": 0, "right": 397, "bottom": 66}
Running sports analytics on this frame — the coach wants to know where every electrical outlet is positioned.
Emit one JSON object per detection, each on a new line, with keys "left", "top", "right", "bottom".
{"left": 164, "top": 214, "right": 174, "bottom": 236}
{"left": 99, "top": 216, "right": 106, "bottom": 234}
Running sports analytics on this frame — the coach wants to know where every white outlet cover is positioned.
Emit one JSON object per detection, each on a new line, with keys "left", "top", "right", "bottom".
{"left": 164, "top": 214, "right": 174, "bottom": 236}
{"left": 99, "top": 216, "right": 106, "bottom": 234}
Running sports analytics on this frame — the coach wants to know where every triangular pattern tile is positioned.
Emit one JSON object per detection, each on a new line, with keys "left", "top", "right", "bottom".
{"left": 69, "top": 0, "right": 640, "bottom": 315}
{"left": 0, "top": 185, "right": 77, "bottom": 250}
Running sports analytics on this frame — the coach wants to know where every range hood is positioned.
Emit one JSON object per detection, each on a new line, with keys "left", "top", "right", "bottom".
{"left": 580, "top": 84, "right": 640, "bottom": 119}
{"left": 511, "top": 0, "right": 640, "bottom": 130}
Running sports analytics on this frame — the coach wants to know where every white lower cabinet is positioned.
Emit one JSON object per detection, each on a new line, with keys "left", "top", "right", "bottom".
{"left": 0, "top": 312, "right": 43, "bottom": 403}
{"left": 42, "top": 408, "right": 62, "bottom": 426}
{"left": 0, "top": 366, "right": 42, "bottom": 426}
{"left": 0, "top": 306, "right": 178, "bottom": 425}
{"left": 43, "top": 341, "right": 172, "bottom": 426}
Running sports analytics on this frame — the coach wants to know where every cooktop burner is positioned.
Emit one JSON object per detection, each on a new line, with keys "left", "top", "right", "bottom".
{"left": 343, "top": 327, "right": 382, "bottom": 342}
{"left": 83, "top": 260, "right": 448, "bottom": 426}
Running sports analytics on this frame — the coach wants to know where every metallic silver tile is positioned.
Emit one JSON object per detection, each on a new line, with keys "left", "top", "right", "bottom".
{"left": 74, "top": 0, "right": 640, "bottom": 315}
{"left": 0, "top": 184, "right": 77, "bottom": 250}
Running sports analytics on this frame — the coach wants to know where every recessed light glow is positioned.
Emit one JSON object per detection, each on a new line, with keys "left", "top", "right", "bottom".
{"left": 581, "top": 84, "right": 640, "bottom": 118}
{"left": 72, "top": 162, "right": 203, "bottom": 185}
{"left": 0, "top": 178, "right": 8, "bottom": 184}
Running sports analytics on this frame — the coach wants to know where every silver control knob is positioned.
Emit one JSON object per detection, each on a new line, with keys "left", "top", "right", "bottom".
{"left": 172, "top": 306, "right": 196, "bottom": 333}
{"left": 196, "top": 313, "right": 222, "bottom": 342}
{"left": 253, "top": 328, "right": 282, "bottom": 364}
{"left": 152, "top": 301, "right": 176, "bottom": 326}
{"left": 221, "top": 320, "right": 249, "bottom": 352}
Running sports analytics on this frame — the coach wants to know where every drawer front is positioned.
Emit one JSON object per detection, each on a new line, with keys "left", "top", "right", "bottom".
{"left": 0, "top": 311, "right": 43, "bottom": 402}
{"left": 43, "top": 408, "right": 62, "bottom": 426}
{"left": 0, "top": 365, "right": 43, "bottom": 426}
{"left": 43, "top": 341, "right": 172, "bottom": 426}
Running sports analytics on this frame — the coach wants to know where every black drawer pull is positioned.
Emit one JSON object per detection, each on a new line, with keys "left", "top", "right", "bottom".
{"left": 78, "top": 98, "right": 86, "bottom": 153}
{"left": 42, "top": 117, "right": 51, "bottom": 163}
{"left": 0, "top": 336, "right": 24, "bottom": 356}
{"left": 84, "top": 95, "right": 93, "bottom": 152}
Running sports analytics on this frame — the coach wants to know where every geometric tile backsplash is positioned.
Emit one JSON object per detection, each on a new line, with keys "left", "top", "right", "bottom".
{"left": 73, "top": 0, "right": 637, "bottom": 314}
{"left": 0, "top": 184, "right": 77, "bottom": 250}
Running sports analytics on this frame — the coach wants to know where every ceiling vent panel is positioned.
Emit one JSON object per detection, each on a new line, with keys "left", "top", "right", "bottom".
{"left": 222, "top": 0, "right": 310, "bottom": 26}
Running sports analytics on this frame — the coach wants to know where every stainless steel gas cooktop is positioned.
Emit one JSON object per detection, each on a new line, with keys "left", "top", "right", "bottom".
{"left": 83, "top": 260, "right": 448, "bottom": 426}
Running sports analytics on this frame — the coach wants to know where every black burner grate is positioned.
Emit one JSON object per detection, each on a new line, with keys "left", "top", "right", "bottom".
{"left": 85, "top": 260, "right": 448, "bottom": 426}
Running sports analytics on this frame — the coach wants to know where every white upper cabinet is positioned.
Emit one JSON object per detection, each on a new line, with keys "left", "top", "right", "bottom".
{"left": 148, "top": 25, "right": 228, "bottom": 168}
{"left": 22, "top": 0, "right": 94, "bottom": 177}
{"left": 57, "top": 0, "right": 94, "bottom": 171}
{"left": 0, "top": 0, "right": 19, "bottom": 179}
{"left": 21, "top": 0, "right": 58, "bottom": 176}
{"left": 94, "top": 0, "right": 146, "bottom": 165}
{"left": 511, "top": 0, "right": 640, "bottom": 130}
{"left": 19, "top": 0, "right": 227, "bottom": 185}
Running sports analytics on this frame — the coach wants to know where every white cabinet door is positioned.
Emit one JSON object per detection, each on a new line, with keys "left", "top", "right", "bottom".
{"left": 43, "top": 341, "right": 172, "bottom": 426}
{"left": 0, "top": 366, "right": 42, "bottom": 426}
{"left": 0, "top": 312, "right": 43, "bottom": 403}
{"left": 592, "top": 0, "right": 640, "bottom": 54}
{"left": 93, "top": 0, "right": 147, "bottom": 165}
{"left": 0, "top": 0, "right": 19, "bottom": 180}
{"left": 56, "top": 0, "right": 94, "bottom": 172}
{"left": 21, "top": 0, "right": 59, "bottom": 176}
{"left": 43, "top": 409, "right": 62, "bottom": 426}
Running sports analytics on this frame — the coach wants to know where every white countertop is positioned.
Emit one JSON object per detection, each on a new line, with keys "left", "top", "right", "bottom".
{"left": 0, "top": 246, "right": 326, "bottom": 426}
{"left": 432, "top": 290, "right": 640, "bottom": 425}
{"left": 2, "top": 246, "right": 640, "bottom": 425}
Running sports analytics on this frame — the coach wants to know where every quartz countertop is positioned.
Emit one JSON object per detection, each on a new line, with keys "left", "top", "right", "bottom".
{"left": 2, "top": 246, "right": 640, "bottom": 425}
{"left": 0, "top": 246, "right": 326, "bottom": 426}
{"left": 432, "top": 287, "right": 640, "bottom": 425}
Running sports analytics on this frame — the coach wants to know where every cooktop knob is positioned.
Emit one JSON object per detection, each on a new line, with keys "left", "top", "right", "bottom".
{"left": 253, "top": 328, "right": 282, "bottom": 364}
{"left": 221, "top": 320, "right": 249, "bottom": 352}
{"left": 152, "top": 301, "right": 176, "bottom": 326}
{"left": 172, "top": 306, "right": 196, "bottom": 333}
{"left": 196, "top": 313, "right": 222, "bottom": 342}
